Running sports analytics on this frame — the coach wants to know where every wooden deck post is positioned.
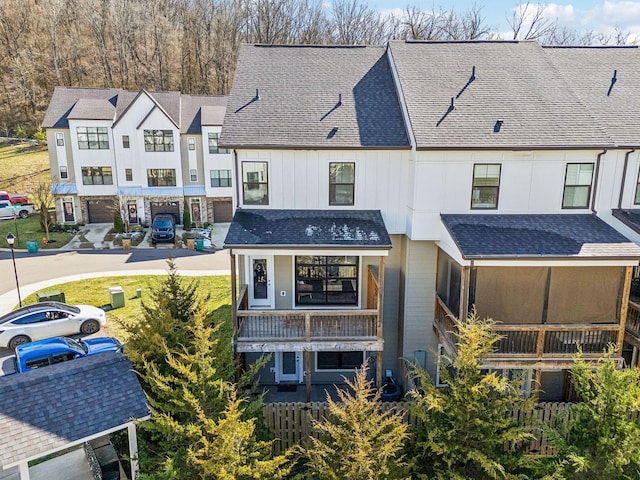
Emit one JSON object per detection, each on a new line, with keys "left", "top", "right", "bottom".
{"left": 231, "top": 252, "right": 238, "bottom": 345}
{"left": 532, "top": 369, "right": 541, "bottom": 402}
{"left": 459, "top": 266, "right": 469, "bottom": 321}
{"left": 617, "top": 266, "right": 633, "bottom": 357}
{"left": 304, "top": 350, "right": 312, "bottom": 402}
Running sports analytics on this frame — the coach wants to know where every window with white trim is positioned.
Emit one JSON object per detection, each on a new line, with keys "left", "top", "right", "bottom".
{"left": 211, "top": 170, "right": 232, "bottom": 187}
{"left": 77, "top": 127, "right": 109, "bottom": 149}
{"left": 208, "top": 132, "right": 229, "bottom": 154}
{"left": 122, "top": 135, "right": 130, "bottom": 148}
{"left": 190, "top": 169, "right": 197, "bottom": 182}
{"left": 144, "top": 130, "right": 174, "bottom": 152}
{"left": 295, "top": 256, "right": 358, "bottom": 306}
{"left": 471, "top": 164, "right": 500, "bottom": 209}
{"left": 242, "top": 162, "right": 268, "bottom": 205}
{"left": 188, "top": 137, "right": 195, "bottom": 151}
{"left": 59, "top": 166, "right": 68, "bottom": 179}
{"left": 56, "top": 132, "right": 64, "bottom": 146}
{"left": 329, "top": 162, "right": 355, "bottom": 205}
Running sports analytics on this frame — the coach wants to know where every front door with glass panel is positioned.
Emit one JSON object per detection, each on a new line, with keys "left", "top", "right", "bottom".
{"left": 276, "top": 352, "right": 302, "bottom": 383}
{"left": 248, "top": 255, "right": 274, "bottom": 308}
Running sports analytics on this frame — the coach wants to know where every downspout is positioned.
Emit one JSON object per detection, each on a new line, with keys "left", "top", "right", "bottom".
{"left": 591, "top": 149, "right": 607, "bottom": 214}
{"left": 233, "top": 149, "right": 241, "bottom": 209}
{"left": 618, "top": 148, "right": 636, "bottom": 209}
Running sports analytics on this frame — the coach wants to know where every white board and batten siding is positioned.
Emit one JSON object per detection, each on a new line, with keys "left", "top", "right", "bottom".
{"left": 235, "top": 149, "right": 410, "bottom": 235}
{"left": 408, "top": 149, "right": 625, "bottom": 240}
{"left": 202, "top": 126, "right": 234, "bottom": 199}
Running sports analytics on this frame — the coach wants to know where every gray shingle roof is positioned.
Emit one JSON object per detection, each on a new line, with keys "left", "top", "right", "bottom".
{"left": 220, "top": 44, "right": 409, "bottom": 149}
{"left": 225, "top": 209, "right": 392, "bottom": 248}
{"left": 43, "top": 87, "right": 227, "bottom": 134}
{"left": 182, "top": 95, "right": 227, "bottom": 134}
{"left": 389, "top": 40, "right": 612, "bottom": 149}
{"left": 544, "top": 46, "right": 640, "bottom": 147}
{"left": 0, "top": 352, "right": 149, "bottom": 469}
{"left": 441, "top": 213, "right": 640, "bottom": 259}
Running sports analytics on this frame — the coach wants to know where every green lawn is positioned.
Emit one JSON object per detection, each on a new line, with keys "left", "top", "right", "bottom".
{"left": 0, "top": 215, "right": 74, "bottom": 250}
{"left": 22, "top": 275, "right": 232, "bottom": 342}
{"left": 0, "top": 140, "right": 50, "bottom": 199}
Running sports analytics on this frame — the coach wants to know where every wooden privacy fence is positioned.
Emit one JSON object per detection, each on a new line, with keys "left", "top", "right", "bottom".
{"left": 262, "top": 402, "right": 577, "bottom": 455}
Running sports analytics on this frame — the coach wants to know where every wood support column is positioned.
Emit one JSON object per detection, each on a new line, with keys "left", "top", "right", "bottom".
{"left": 532, "top": 369, "right": 542, "bottom": 403}
{"left": 128, "top": 422, "right": 140, "bottom": 480}
{"left": 304, "top": 350, "right": 312, "bottom": 403}
{"left": 377, "top": 256, "right": 385, "bottom": 388}
{"left": 459, "top": 266, "right": 469, "bottom": 321}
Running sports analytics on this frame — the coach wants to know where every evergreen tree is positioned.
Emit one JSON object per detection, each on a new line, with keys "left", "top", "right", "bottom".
{"left": 406, "top": 312, "right": 535, "bottom": 480}
{"left": 301, "top": 362, "right": 409, "bottom": 480}
{"left": 113, "top": 208, "right": 125, "bottom": 233}
{"left": 183, "top": 201, "right": 191, "bottom": 230}
{"left": 540, "top": 347, "right": 640, "bottom": 480}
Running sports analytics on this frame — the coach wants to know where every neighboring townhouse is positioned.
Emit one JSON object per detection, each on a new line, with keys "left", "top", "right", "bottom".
{"left": 221, "top": 41, "right": 640, "bottom": 401}
{"left": 42, "top": 87, "right": 233, "bottom": 226}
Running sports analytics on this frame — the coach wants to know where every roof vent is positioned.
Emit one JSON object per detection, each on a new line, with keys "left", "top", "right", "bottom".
{"left": 494, "top": 119, "right": 503, "bottom": 133}
{"left": 255, "top": 88, "right": 260, "bottom": 100}
{"left": 608, "top": 70, "right": 617, "bottom": 96}
{"left": 327, "top": 126, "right": 339, "bottom": 139}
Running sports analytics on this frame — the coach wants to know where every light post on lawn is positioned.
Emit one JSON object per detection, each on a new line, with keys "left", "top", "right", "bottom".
{"left": 6, "top": 232, "right": 22, "bottom": 307}
{"left": 12, "top": 205, "right": 19, "bottom": 247}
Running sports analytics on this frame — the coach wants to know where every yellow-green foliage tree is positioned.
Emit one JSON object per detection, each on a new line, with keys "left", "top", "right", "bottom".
{"left": 406, "top": 312, "right": 536, "bottom": 480}
{"left": 300, "top": 362, "right": 409, "bottom": 480}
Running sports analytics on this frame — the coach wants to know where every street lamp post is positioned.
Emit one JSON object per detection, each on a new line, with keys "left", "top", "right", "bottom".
{"left": 6, "top": 232, "right": 22, "bottom": 307}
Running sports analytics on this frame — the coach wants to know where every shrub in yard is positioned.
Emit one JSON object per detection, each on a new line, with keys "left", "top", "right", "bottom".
{"left": 113, "top": 210, "right": 125, "bottom": 233}
{"left": 183, "top": 201, "right": 191, "bottom": 230}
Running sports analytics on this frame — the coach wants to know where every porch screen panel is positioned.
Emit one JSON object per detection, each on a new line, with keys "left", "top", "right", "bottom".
{"left": 474, "top": 267, "right": 546, "bottom": 324}
{"left": 547, "top": 267, "right": 620, "bottom": 324}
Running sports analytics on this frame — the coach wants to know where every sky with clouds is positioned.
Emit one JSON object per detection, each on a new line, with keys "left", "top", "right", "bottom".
{"left": 367, "top": 1, "right": 640, "bottom": 42}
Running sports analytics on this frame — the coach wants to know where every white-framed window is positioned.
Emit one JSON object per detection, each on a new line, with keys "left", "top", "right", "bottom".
{"left": 316, "top": 351, "right": 364, "bottom": 371}
{"left": 56, "top": 132, "right": 64, "bottom": 146}
{"left": 562, "top": 163, "right": 593, "bottom": 208}
{"left": 471, "top": 164, "right": 501, "bottom": 209}
{"left": 190, "top": 168, "right": 197, "bottom": 182}
{"left": 59, "top": 166, "right": 68, "bottom": 179}
{"left": 295, "top": 255, "right": 358, "bottom": 306}
{"left": 210, "top": 169, "right": 232, "bottom": 187}
{"left": 188, "top": 137, "right": 196, "bottom": 151}
{"left": 125, "top": 168, "right": 132, "bottom": 181}
{"left": 122, "top": 135, "right": 130, "bottom": 148}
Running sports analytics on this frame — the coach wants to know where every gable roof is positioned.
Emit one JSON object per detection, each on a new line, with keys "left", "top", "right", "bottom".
{"left": 0, "top": 352, "right": 149, "bottom": 469}
{"left": 389, "top": 40, "right": 612, "bottom": 150}
{"left": 43, "top": 87, "right": 227, "bottom": 134}
{"left": 183, "top": 95, "right": 228, "bottom": 134}
{"left": 224, "top": 209, "right": 392, "bottom": 248}
{"left": 220, "top": 44, "right": 409, "bottom": 149}
{"left": 441, "top": 213, "right": 640, "bottom": 259}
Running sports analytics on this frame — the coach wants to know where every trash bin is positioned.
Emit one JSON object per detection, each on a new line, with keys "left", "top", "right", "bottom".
{"left": 37, "top": 290, "right": 65, "bottom": 303}
{"left": 109, "top": 286, "right": 125, "bottom": 309}
{"left": 186, "top": 238, "right": 195, "bottom": 250}
{"left": 122, "top": 238, "right": 131, "bottom": 251}
{"left": 195, "top": 238, "right": 204, "bottom": 251}
{"left": 26, "top": 240, "right": 38, "bottom": 254}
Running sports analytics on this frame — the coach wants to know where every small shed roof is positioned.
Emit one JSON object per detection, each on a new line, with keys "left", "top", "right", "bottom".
{"left": 224, "top": 209, "right": 392, "bottom": 248}
{"left": 441, "top": 213, "right": 640, "bottom": 259}
{"left": 0, "top": 352, "right": 149, "bottom": 469}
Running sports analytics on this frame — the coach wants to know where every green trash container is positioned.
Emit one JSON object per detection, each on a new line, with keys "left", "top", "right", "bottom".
{"left": 109, "top": 286, "right": 125, "bottom": 309}
{"left": 195, "top": 238, "right": 204, "bottom": 251}
{"left": 26, "top": 240, "right": 38, "bottom": 254}
{"left": 37, "top": 290, "right": 66, "bottom": 303}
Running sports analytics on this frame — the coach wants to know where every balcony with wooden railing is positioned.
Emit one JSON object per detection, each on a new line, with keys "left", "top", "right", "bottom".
{"left": 434, "top": 295, "right": 623, "bottom": 369}
{"left": 234, "top": 266, "right": 383, "bottom": 353}
{"left": 625, "top": 301, "right": 640, "bottom": 350}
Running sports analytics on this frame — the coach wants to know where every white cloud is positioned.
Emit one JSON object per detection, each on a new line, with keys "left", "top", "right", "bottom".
{"left": 602, "top": 1, "right": 640, "bottom": 26}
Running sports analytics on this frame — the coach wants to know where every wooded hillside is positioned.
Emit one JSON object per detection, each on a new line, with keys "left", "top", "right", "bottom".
{"left": 0, "top": 0, "right": 631, "bottom": 135}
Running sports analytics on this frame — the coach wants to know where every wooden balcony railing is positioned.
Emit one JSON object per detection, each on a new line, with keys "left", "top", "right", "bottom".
{"left": 626, "top": 301, "right": 640, "bottom": 339}
{"left": 435, "top": 296, "right": 621, "bottom": 364}
{"left": 234, "top": 284, "right": 380, "bottom": 351}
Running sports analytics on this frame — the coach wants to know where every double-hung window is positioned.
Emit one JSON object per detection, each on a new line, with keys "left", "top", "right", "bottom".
{"left": 59, "top": 166, "right": 68, "bottom": 179}
{"left": 208, "top": 132, "right": 229, "bottom": 154}
{"left": 56, "top": 132, "right": 64, "bottom": 146}
{"left": 242, "top": 162, "right": 268, "bottom": 205}
{"left": 211, "top": 170, "right": 232, "bottom": 187}
{"left": 471, "top": 164, "right": 500, "bottom": 209}
{"left": 562, "top": 163, "right": 593, "bottom": 208}
{"left": 77, "top": 127, "right": 109, "bottom": 149}
{"left": 144, "top": 130, "right": 174, "bottom": 152}
{"left": 329, "top": 163, "right": 355, "bottom": 205}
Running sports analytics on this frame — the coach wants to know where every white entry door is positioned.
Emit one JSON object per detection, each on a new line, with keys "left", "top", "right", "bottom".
{"left": 275, "top": 352, "right": 302, "bottom": 383}
{"left": 247, "top": 255, "right": 274, "bottom": 308}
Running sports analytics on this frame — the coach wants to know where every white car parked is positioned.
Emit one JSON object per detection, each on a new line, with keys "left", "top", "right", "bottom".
{"left": 0, "top": 302, "right": 107, "bottom": 350}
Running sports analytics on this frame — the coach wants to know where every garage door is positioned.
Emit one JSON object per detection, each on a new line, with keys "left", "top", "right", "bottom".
{"left": 213, "top": 199, "right": 233, "bottom": 223}
{"left": 86, "top": 200, "right": 114, "bottom": 223}
{"left": 150, "top": 201, "right": 180, "bottom": 224}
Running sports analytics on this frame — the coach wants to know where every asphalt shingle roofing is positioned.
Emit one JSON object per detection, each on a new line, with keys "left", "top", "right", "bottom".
{"left": 220, "top": 44, "right": 409, "bottom": 149}
{"left": 441, "top": 214, "right": 640, "bottom": 259}
{"left": 389, "top": 40, "right": 614, "bottom": 149}
{"left": 0, "top": 352, "right": 149, "bottom": 469}
{"left": 42, "top": 87, "right": 227, "bottom": 133}
{"left": 224, "top": 209, "right": 392, "bottom": 248}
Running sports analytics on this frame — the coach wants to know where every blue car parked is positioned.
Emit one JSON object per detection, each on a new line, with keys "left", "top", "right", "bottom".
{"left": 15, "top": 336, "right": 122, "bottom": 373}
